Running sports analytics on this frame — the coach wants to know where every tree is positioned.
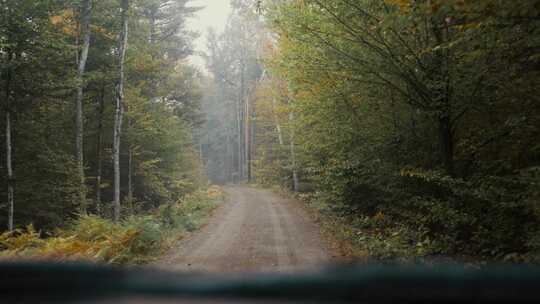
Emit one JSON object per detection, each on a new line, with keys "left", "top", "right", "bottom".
{"left": 4, "top": 51, "right": 13, "bottom": 232}
{"left": 0, "top": 0, "right": 204, "bottom": 232}
{"left": 1, "top": 0, "right": 80, "bottom": 230}
{"left": 253, "top": 0, "right": 540, "bottom": 257}
{"left": 75, "top": 0, "right": 93, "bottom": 214}
{"left": 201, "top": 9, "right": 263, "bottom": 183}
{"left": 113, "top": 0, "right": 130, "bottom": 222}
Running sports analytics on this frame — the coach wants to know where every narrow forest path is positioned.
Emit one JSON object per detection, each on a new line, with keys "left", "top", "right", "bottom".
{"left": 157, "top": 186, "right": 336, "bottom": 273}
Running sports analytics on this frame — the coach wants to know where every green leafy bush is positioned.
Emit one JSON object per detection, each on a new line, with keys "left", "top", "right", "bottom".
{"left": 306, "top": 166, "right": 540, "bottom": 262}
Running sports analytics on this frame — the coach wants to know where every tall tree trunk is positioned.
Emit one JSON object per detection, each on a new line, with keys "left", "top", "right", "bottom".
{"left": 199, "top": 142, "right": 204, "bottom": 177}
{"left": 431, "top": 17, "right": 455, "bottom": 176}
{"left": 6, "top": 110, "right": 13, "bottom": 231}
{"left": 226, "top": 133, "right": 232, "bottom": 182}
{"left": 113, "top": 0, "right": 129, "bottom": 222}
{"left": 5, "top": 54, "right": 14, "bottom": 231}
{"left": 95, "top": 84, "right": 105, "bottom": 212}
{"left": 245, "top": 93, "right": 251, "bottom": 182}
{"left": 289, "top": 109, "right": 299, "bottom": 192}
{"left": 271, "top": 97, "right": 284, "bottom": 145}
{"left": 148, "top": 11, "right": 156, "bottom": 44}
{"left": 127, "top": 118, "right": 133, "bottom": 215}
{"left": 239, "top": 61, "right": 246, "bottom": 180}
{"left": 236, "top": 99, "right": 242, "bottom": 181}
{"left": 287, "top": 89, "right": 299, "bottom": 192}
{"left": 249, "top": 99, "right": 256, "bottom": 183}
{"left": 439, "top": 114, "right": 454, "bottom": 175}
{"left": 127, "top": 145, "right": 133, "bottom": 213}
{"left": 75, "top": 0, "right": 92, "bottom": 214}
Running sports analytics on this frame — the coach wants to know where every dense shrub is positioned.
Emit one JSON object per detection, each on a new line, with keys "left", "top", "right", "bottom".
{"left": 304, "top": 167, "right": 540, "bottom": 262}
{"left": 0, "top": 188, "right": 223, "bottom": 264}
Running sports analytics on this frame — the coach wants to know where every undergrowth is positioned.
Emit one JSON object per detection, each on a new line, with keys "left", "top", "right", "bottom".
{"left": 295, "top": 189, "right": 540, "bottom": 266}
{"left": 292, "top": 192, "right": 464, "bottom": 265}
{"left": 300, "top": 192, "right": 431, "bottom": 263}
{"left": 0, "top": 186, "right": 224, "bottom": 265}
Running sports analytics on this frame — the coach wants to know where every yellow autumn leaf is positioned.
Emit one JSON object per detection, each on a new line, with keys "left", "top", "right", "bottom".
{"left": 50, "top": 9, "right": 77, "bottom": 36}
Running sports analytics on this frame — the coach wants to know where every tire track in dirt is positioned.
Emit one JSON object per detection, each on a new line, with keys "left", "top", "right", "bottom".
{"left": 157, "top": 186, "right": 334, "bottom": 274}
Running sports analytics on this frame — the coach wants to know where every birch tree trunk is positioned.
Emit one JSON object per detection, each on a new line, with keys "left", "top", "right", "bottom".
{"left": 113, "top": 0, "right": 129, "bottom": 222}
{"left": 5, "top": 54, "right": 14, "bottom": 231}
{"left": 271, "top": 97, "right": 284, "bottom": 146}
{"left": 75, "top": 0, "right": 92, "bottom": 214}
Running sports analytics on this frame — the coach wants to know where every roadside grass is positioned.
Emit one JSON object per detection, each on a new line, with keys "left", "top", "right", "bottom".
{"left": 302, "top": 195, "right": 423, "bottom": 263}
{"left": 274, "top": 188, "right": 459, "bottom": 264}
{"left": 283, "top": 191, "right": 373, "bottom": 261}
{"left": 298, "top": 192, "right": 503, "bottom": 267}
{"left": 0, "top": 186, "right": 224, "bottom": 265}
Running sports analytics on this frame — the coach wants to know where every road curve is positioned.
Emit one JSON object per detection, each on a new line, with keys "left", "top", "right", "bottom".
{"left": 157, "top": 186, "right": 334, "bottom": 273}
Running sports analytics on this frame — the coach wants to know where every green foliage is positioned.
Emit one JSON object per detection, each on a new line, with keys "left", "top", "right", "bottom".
{"left": 0, "top": 0, "right": 205, "bottom": 231}
{"left": 158, "top": 190, "right": 220, "bottom": 232}
{"left": 253, "top": 0, "right": 540, "bottom": 262}
{"left": 0, "top": 188, "right": 222, "bottom": 264}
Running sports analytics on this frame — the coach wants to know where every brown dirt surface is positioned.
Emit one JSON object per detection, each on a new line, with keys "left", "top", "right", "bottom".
{"left": 155, "top": 185, "right": 338, "bottom": 274}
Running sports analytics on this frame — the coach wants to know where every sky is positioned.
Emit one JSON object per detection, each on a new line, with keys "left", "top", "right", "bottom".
{"left": 188, "top": 0, "right": 233, "bottom": 69}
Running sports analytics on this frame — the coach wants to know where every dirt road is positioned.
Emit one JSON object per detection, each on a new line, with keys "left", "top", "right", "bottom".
{"left": 158, "top": 186, "right": 335, "bottom": 273}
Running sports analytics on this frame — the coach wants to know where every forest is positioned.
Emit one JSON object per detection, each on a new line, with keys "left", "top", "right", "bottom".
{"left": 199, "top": 0, "right": 540, "bottom": 262}
{"left": 0, "top": 0, "right": 217, "bottom": 263}
{"left": 1, "top": 0, "right": 540, "bottom": 264}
